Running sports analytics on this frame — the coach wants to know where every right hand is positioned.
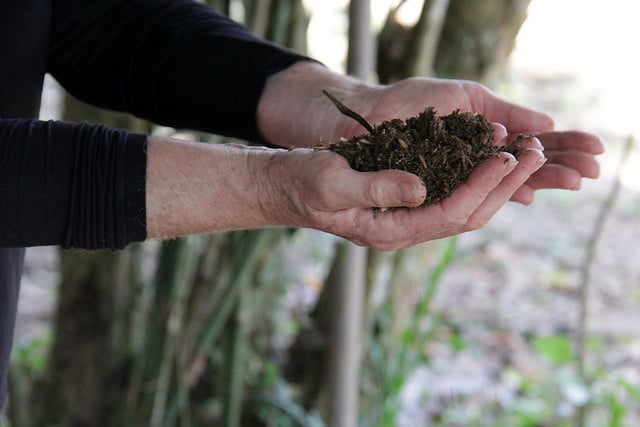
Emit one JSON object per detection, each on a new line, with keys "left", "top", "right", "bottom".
{"left": 263, "top": 139, "right": 545, "bottom": 251}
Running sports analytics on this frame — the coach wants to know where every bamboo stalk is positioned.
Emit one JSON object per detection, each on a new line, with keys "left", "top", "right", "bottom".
{"left": 150, "top": 238, "right": 199, "bottom": 427}
{"left": 326, "top": 3, "right": 373, "bottom": 426}
{"left": 222, "top": 290, "right": 250, "bottom": 427}
{"left": 407, "top": 0, "right": 450, "bottom": 77}
{"left": 196, "top": 230, "right": 274, "bottom": 356}
{"left": 327, "top": 242, "right": 367, "bottom": 427}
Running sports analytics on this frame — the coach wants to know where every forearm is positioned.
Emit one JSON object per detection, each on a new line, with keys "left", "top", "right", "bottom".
{"left": 145, "top": 134, "right": 428, "bottom": 246}
{"left": 145, "top": 136, "right": 287, "bottom": 238}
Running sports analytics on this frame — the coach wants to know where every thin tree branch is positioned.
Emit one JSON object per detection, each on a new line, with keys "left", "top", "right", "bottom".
{"left": 575, "top": 135, "right": 635, "bottom": 426}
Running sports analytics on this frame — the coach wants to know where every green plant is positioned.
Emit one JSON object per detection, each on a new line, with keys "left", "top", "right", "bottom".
{"left": 533, "top": 334, "right": 573, "bottom": 366}
{"left": 361, "top": 237, "right": 459, "bottom": 427}
{"left": 252, "top": 362, "right": 325, "bottom": 427}
{"left": 13, "top": 335, "right": 51, "bottom": 376}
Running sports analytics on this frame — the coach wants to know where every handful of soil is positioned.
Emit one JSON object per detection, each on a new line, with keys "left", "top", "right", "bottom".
{"left": 316, "top": 90, "right": 520, "bottom": 206}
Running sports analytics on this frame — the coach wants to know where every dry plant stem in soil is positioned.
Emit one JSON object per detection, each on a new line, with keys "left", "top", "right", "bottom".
{"left": 316, "top": 90, "right": 522, "bottom": 206}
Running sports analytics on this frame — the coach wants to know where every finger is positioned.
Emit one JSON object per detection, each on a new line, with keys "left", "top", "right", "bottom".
{"left": 331, "top": 168, "right": 427, "bottom": 210}
{"left": 509, "top": 185, "right": 535, "bottom": 204}
{"left": 496, "top": 133, "right": 544, "bottom": 152}
{"left": 512, "top": 147, "right": 600, "bottom": 195}
{"left": 523, "top": 163, "right": 583, "bottom": 191}
{"left": 514, "top": 135, "right": 544, "bottom": 151}
{"left": 437, "top": 151, "right": 519, "bottom": 224}
{"left": 505, "top": 133, "right": 544, "bottom": 148}
{"left": 350, "top": 151, "right": 527, "bottom": 249}
{"left": 537, "top": 131, "right": 605, "bottom": 154}
{"left": 492, "top": 123, "right": 508, "bottom": 144}
{"left": 544, "top": 150, "right": 601, "bottom": 178}
{"left": 365, "top": 153, "right": 519, "bottom": 246}
{"left": 466, "top": 148, "right": 546, "bottom": 226}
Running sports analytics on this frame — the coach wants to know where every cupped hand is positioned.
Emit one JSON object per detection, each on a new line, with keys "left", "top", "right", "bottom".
{"left": 270, "top": 142, "right": 545, "bottom": 250}
{"left": 327, "top": 77, "right": 604, "bottom": 202}
{"left": 324, "top": 77, "right": 555, "bottom": 140}
{"left": 259, "top": 62, "right": 604, "bottom": 235}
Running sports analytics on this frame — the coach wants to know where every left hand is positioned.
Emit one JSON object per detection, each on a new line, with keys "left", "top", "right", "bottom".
{"left": 258, "top": 62, "right": 604, "bottom": 204}
{"left": 341, "top": 76, "right": 604, "bottom": 205}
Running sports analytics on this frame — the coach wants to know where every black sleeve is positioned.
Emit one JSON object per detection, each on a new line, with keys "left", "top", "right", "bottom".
{"left": 49, "top": 0, "right": 310, "bottom": 142}
{"left": 1, "top": 0, "right": 308, "bottom": 249}
{"left": 0, "top": 119, "right": 147, "bottom": 249}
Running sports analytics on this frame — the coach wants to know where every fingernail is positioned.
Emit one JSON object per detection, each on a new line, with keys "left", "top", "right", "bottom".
{"left": 527, "top": 148, "right": 547, "bottom": 166}
{"left": 538, "top": 154, "right": 547, "bottom": 166}
{"left": 518, "top": 148, "right": 546, "bottom": 170}
{"left": 399, "top": 182, "right": 425, "bottom": 205}
{"left": 498, "top": 152, "right": 518, "bottom": 168}
{"left": 511, "top": 134, "right": 543, "bottom": 151}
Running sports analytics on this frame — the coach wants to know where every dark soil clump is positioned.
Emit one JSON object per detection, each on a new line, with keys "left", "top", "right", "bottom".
{"left": 316, "top": 91, "right": 521, "bottom": 206}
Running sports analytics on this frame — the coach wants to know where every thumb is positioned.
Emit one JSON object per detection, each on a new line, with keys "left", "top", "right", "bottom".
{"left": 332, "top": 168, "right": 426, "bottom": 209}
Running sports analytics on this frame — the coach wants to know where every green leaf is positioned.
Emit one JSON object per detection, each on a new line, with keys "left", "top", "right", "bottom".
{"left": 605, "top": 391, "right": 626, "bottom": 427}
{"left": 532, "top": 335, "right": 573, "bottom": 365}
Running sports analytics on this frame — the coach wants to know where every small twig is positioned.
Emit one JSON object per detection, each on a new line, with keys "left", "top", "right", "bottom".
{"left": 322, "top": 89, "right": 375, "bottom": 134}
{"left": 575, "top": 135, "right": 635, "bottom": 426}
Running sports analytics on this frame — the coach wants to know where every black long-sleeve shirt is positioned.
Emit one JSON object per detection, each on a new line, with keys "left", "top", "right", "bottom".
{"left": 0, "top": 0, "right": 306, "bottom": 407}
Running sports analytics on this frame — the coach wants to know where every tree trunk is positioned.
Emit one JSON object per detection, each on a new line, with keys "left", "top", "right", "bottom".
{"left": 34, "top": 248, "right": 142, "bottom": 426}
{"left": 434, "top": 0, "right": 530, "bottom": 83}
{"left": 378, "top": 0, "right": 531, "bottom": 83}
{"left": 30, "top": 95, "right": 149, "bottom": 426}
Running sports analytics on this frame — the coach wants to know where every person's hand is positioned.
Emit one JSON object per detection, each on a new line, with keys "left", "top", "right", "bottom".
{"left": 264, "top": 139, "right": 545, "bottom": 250}
{"left": 357, "top": 77, "right": 604, "bottom": 204}
{"left": 258, "top": 62, "right": 604, "bottom": 205}
{"left": 145, "top": 134, "right": 543, "bottom": 250}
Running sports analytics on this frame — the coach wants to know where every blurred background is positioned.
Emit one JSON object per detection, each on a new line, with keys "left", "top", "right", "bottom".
{"left": 8, "top": 0, "right": 640, "bottom": 426}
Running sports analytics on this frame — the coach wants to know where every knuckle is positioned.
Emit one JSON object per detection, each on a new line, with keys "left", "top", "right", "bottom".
{"left": 306, "top": 177, "right": 337, "bottom": 210}
{"left": 314, "top": 189, "right": 335, "bottom": 210}
{"left": 366, "top": 182, "right": 388, "bottom": 207}
{"left": 323, "top": 151, "right": 350, "bottom": 170}
{"left": 447, "top": 212, "right": 470, "bottom": 227}
{"left": 465, "top": 215, "right": 489, "bottom": 231}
